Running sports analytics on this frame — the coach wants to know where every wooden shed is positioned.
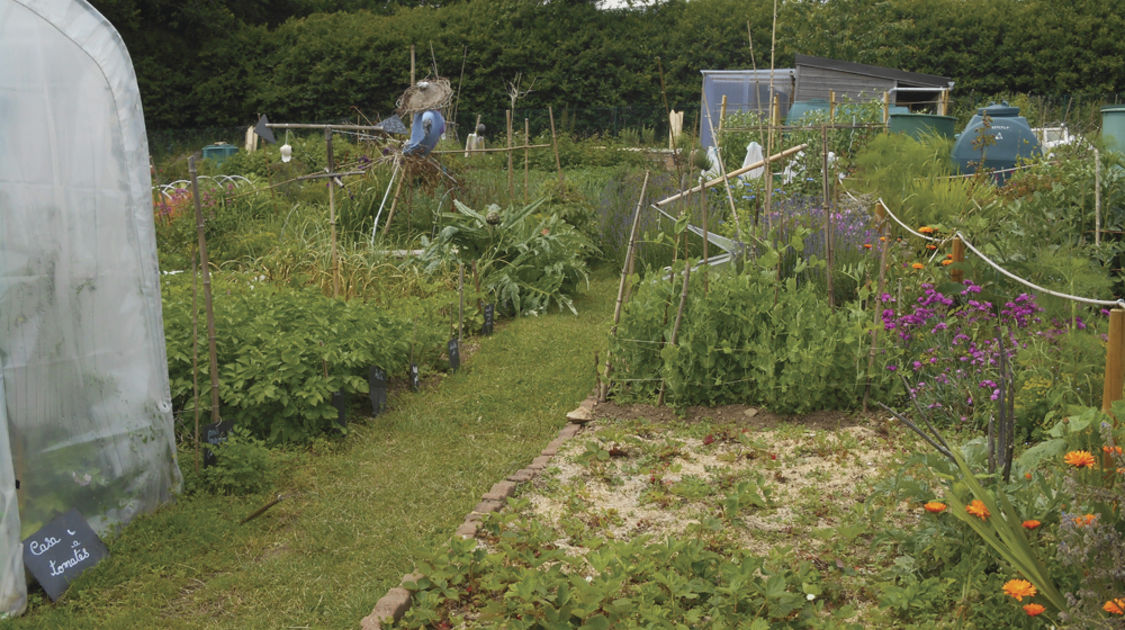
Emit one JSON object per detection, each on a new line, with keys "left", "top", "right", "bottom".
{"left": 793, "top": 54, "right": 952, "bottom": 110}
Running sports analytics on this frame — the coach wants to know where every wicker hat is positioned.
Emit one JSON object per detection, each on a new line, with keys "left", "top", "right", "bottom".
{"left": 396, "top": 77, "right": 453, "bottom": 115}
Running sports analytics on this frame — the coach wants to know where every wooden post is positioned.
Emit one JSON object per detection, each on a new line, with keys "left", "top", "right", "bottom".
{"left": 524, "top": 117, "right": 530, "bottom": 204}
{"left": 719, "top": 94, "right": 728, "bottom": 134}
{"left": 458, "top": 263, "right": 464, "bottom": 344}
{"left": 658, "top": 263, "right": 692, "bottom": 407}
{"left": 548, "top": 105, "right": 563, "bottom": 183}
{"left": 506, "top": 109, "right": 514, "bottom": 201}
{"left": 188, "top": 157, "right": 221, "bottom": 427}
{"left": 1095, "top": 148, "right": 1102, "bottom": 246}
{"left": 602, "top": 172, "right": 651, "bottom": 401}
{"left": 829, "top": 91, "right": 836, "bottom": 125}
{"left": 862, "top": 200, "right": 891, "bottom": 411}
{"left": 1102, "top": 309, "right": 1125, "bottom": 415}
{"left": 822, "top": 123, "right": 834, "bottom": 308}
{"left": 951, "top": 236, "right": 965, "bottom": 284}
{"left": 191, "top": 252, "right": 200, "bottom": 473}
{"left": 325, "top": 129, "right": 340, "bottom": 298}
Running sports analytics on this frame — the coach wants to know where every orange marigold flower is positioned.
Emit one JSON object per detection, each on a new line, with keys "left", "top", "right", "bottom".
{"left": 1102, "top": 445, "right": 1123, "bottom": 456}
{"left": 918, "top": 226, "right": 935, "bottom": 234}
{"left": 1104, "top": 598, "right": 1125, "bottom": 615}
{"left": 1003, "top": 579, "right": 1037, "bottom": 601}
{"left": 923, "top": 501, "right": 947, "bottom": 513}
{"left": 941, "top": 259, "right": 954, "bottom": 266}
{"left": 1064, "top": 450, "right": 1097, "bottom": 468}
{"left": 1023, "top": 603, "right": 1046, "bottom": 616}
{"left": 1025, "top": 472, "right": 1033, "bottom": 480}
{"left": 966, "top": 499, "right": 990, "bottom": 520}
{"left": 1022, "top": 519, "right": 1041, "bottom": 529}
{"left": 911, "top": 262, "right": 925, "bottom": 270}
{"left": 1073, "top": 513, "right": 1097, "bottom": 527}
{"left": 926, "top": 244, "right": 938, "bottom": 250}
{"left": 879, "top": 236, "right": 887, "bottom": 242}
{"left": 863, "top": 243, "right": 873, "bottom": 249}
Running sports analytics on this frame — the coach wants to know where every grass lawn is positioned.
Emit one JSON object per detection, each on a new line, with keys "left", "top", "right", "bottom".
{"left": 4, "top": 269, "right": 616, "bottom": 629}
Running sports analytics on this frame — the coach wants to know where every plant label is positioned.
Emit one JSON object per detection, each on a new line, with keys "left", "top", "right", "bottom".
{"left": 23, "top": 509, "right": 108, "bottom": 601}
{"left": 368, "top": 366, "right": 388, "bottom": 416}
{"left": 410, "top": 363, "right": 420, "bottom": 391}
{"left": 331, "top": 391, "right": 348, "bottom": 428}
{"left": 202, "top": 420, "right": 233, "bottom": 467}
{"left": 483, "top": 303, "right": 495, "bottom": 336}
{"left": 448, "top": 338, "right": 460, "bottom": 372}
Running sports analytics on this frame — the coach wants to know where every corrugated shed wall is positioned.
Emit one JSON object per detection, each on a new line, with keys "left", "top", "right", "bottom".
{"left": 794, "top": 66, "right": 895, "bottom": 103}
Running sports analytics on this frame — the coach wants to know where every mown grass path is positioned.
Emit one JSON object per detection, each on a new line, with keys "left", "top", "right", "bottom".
{"left": 6, "top": 271, "right": 615, "bottom": 629}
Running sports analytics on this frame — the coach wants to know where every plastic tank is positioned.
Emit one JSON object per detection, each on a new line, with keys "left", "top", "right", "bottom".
{"left": 202, "top": 143, "right": 238, "bottom": 166}
{"left": 951, "top": 103, "right": 1041, "bottom": 175}
{"left": 785, "top": 99, "right": 829, "bottom": 125}
{"left": 889, "top": 113, "right": 957, "bottom": 140}
{"left": 1104, "top": 105, "right": 1125, "bottom": 156}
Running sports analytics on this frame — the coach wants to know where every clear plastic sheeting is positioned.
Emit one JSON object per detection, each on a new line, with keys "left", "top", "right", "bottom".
{"left": 0, "top": 0, "right": 182, "bottom": 615}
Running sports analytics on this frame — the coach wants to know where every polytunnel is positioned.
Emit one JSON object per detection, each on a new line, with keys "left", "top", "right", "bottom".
{"left": 0, "top": 0, "right": 182, "bottom": 615}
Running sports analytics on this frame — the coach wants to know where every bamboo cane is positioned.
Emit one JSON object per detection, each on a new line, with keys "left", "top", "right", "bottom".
{"left": 524, "top": 117, "right": 530, "bottom": 204}
{"left": 506, "top": 109, "right": 514, "bottom": 201}
{"left": 602, "top": 172, "right": 651, "bottom": 400}
{"left": 325, "top": 129, "right": 339, "bottom": 298}
{"left": 188, "top": 157, "right": 221, "bottom": 427}
{"left": 191, "top": 249, "right": 200, "bottom": 474}
{"left": 700, "top": 91, "right": 743, "bottom": 242}
{"left": 862, "top": 200, "right": 891, "bottom": 411}
{"left": 658, "top": 263, "right": 692, "bottom": 407}
{"left": 822, "top": 124, "right": 834, "bottom": 307}
{"left": 549, "top": 105, "right": 563, "bottom": 183}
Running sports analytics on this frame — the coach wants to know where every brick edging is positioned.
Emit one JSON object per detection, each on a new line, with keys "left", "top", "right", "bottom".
{"left": 359, "top": 399, "right": 594, "bottom": 629}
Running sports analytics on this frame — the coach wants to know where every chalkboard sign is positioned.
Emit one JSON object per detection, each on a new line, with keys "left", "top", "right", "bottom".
{"left": 448, "top": 338, "right": 460, "bottom": 372}
{"left": 331, "top": 391, "right": 348, "bottom": 428}
{"left": 410, "top": 363, "right": 420, "bottom": 392}
{"left": 482, "top": 303, "right": 495, "bottom": 336}
{"left": 203, "top": 420, "right": 233, "bottom": 467}
{"left": 368, "top": 366, "right": 387, "bottom": 416}
{"left": 23, "top": 509, "right": 109, "bottom": 601}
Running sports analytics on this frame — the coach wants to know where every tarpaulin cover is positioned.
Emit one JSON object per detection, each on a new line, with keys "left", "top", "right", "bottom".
{"left": 0, "top": 0, "right": 182, "bottom": 615}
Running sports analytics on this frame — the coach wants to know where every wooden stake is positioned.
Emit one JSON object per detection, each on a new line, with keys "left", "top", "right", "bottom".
{"left": 658, "top": 263, "right": 692, "bottom": 407}
{"left": 862, "top": 200, "right": 891, "bottom": 411}
{"left": 188, "top": 157, "right": 221, "bottom": 427}
{"left": 383, "top": 164, "right": 406, "bottom": 236}
{"left": 1095, "top": 148, "right": 1102, "bottom": 246}
{"left": 829, "top": 91, "right": 836, "bottom": 124}
{"left": 951, "top": 236, "right": 965, "bottom": 284}
{"left": 325, "top": 129, "right": 339, "bottom": 298}
{"left": 822, "top": 124, "right": 834, "bottom": 307}
{"left": 699, "top": 91, "right": 743, "bottom": 241}
{"left": 524, "top": 117, "right": 530, "bottom": 204}
{"left": 701, "top": 172, "right": 710, "bottom": 294}
{"left": 506, "top": 109, "right": 514, "bottom": 201}
{"left": 191, "top": 249, "right": 200, "bottom": 474}
{"left": 882, "top": 91, "right": 890, "bottom": 127}
{"left": 548, "top": 105, "right": 563, "bottom": 183}
{"left": 1103, "top": 309, "right": 1125, "bottom": 415}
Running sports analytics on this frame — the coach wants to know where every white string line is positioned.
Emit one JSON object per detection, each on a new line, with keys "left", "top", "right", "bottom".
{"left": 953, "top": 231, "right": 1125, "bottom": 308}
{"left": 876, "top": 197, "right": 1124, "bottom": 308}
{"left": 877, "top": 197, "right": 941, "bottom": 242}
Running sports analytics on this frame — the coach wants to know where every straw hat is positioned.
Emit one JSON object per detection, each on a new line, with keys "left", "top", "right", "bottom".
{"left": 396, "top": 77, "right": 453, "bottom": 115}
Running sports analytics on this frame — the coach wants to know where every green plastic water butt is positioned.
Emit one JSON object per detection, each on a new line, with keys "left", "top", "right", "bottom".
{"left": 201, "top": 143, "right": 238, "bottom": 166}
{"left": 1103, "top": 105, "right": 1125, "bottom": 156}
{"left": 889, "top": 113, "right": 957, "bottom": 140}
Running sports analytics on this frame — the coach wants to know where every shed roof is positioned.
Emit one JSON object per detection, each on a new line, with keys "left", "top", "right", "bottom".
{"left": 794, "top": 54, "right": 952, "bottom": 88}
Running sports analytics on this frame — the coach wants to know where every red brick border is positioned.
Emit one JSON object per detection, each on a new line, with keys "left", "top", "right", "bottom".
{"left": 359, "top": 398, "right": 596, "bottom": 629}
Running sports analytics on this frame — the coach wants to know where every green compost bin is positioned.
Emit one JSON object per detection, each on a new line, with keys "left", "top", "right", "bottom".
{"left": 1104, "top": 105, "right": 1125, "bottom": 156}
{"left": 202, "top": 143, "right": 238, "bottom": 166}
{"left": 889, "top": 113, "right": 957, "bottom": 140}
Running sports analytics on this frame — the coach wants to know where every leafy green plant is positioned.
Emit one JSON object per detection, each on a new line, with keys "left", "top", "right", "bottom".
{"left": 419, "top": 198, "right": 595, "bottom": 316}
{"left": 194, "top": 427, "right": 277, "bottom": 495}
